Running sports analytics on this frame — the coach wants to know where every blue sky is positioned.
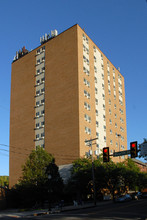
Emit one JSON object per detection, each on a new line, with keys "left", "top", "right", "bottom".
{"left": 0, "top": 0, "right": 147, "bottom": 175}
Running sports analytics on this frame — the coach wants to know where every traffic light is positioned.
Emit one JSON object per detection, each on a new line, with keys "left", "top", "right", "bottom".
{"left": 130, "top": 141, "right": 138, "bottom": 158}
{"left": 103, "top": 147, "right": 109, "bottom": 162}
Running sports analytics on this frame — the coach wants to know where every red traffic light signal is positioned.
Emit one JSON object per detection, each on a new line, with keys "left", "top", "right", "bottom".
{"left": 130, "top": 141, "right": 138, "bottom": 158}
{"left": 103, "top": 147, "right": 109, "bottom": 162}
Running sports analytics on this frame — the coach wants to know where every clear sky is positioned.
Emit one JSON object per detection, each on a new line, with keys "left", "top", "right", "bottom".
{"left": 0, "top": 0, "right": 147, "bottom": 176}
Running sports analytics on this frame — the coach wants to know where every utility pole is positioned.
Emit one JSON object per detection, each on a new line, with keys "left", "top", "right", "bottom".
{"left": 85, "top": 137, "right": 98, "bottom": 206}
{"left": 117, "top": 134, "right": 121, "bottom": 161}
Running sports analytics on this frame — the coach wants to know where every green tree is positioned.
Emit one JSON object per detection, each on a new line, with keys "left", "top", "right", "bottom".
{"left": 19, "top": 147, "right": 54, "bottom": 186}
{"left": 0, "top": 176, "right": 9, "bottom": 187}
{"left": 7, "top": 147, "right": 63, "bottom": 208}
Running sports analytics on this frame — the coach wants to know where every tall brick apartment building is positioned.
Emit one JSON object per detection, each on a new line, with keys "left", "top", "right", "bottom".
{"left": 10, "top": 24, "right": 127, "bottom": 187}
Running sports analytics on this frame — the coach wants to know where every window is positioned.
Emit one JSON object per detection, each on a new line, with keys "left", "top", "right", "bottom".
{"left": 42, "top": 46, "right": 45, "bottom": 51}
{"left": 95, "top": 88, "right": 98, "bottom": 94}
{"left": 41, "top": 99, "right": 45, "bottom": 104}
{"left": 110, "top": 129, "right": 112, "bottom": 134}
{"left": 95, "top": 99, "right": 98, "bottom": 105}
{"left": 36, "top": 134, "right": 39, "bottom": 139}
{"left": 85, "top": 126, "right": 91, "bottom": 134}
{"left": 103, "top": 125, "right": 106, "bottom": 131}
{"left": 36, "top": 80, "right": 40, "bottom": 84}
{"left": 115, "top": 114, "right": 117, "bottom": 118}
{"left": 109, "top": 99, "right": 111, "bottom": 105}
{"left": 104, "top": 136, "right": 106, "bottom": 141}
{"left": 101, "top": 54, "right": 103, "bottom": 60}
{"left": 41, "top": 88, "right": 45, "bottom": 93}
{"left": 116, "top": 142, "right": 118, "bottom": 148}
{"left": 96, "top": 121, "right": 99, "bottom": 127}
{"left": 109, "top": 119, "right": 112, "bottom": 125}
{"left": 36, "top": 112, "right": 40, "bottom": 117}
{"left": 96, "top": 132, "right": 99, "bottom": 138}
{"left": 37, "top": 59, "right": 40, "bottom": 64}
{"left": 94, "top": 56, "right": 97, "bottom": 62}
{"left": 115, "top": 123, "right": 117, "bottom": 128}
{"left": 37, "top": 69, "right": 40, "bottom": 75}
{"left": 41, "top": 121, "right": 45, "bottom": 127}
{"left": 110, "top": 140, "right": 112, "bottom": 145}
{"left": 103, "top": 104, "right": 105, "bottom": 110}
{"left": 94, "top": 66, "right": 97, "bottom": 73}
{"left": 96, "top": 110, "right": 98, "bottom": 116}
{"left": 36, "top": 101, "right": 40, "bottom": 106}
{"left": 102, "top": 94, "right": 105, "bottom": 100}
{"left": 41, "top": 132, "right": 45, "bottom": 138}
{"left": 93, "top": 46, "right": 96, "bottom": 52}
{"left": 102, "top": 84, "right": 104, "bottom": 89}
{"left": 42, "top": 67, "right": 45, "bottom": 72}
{"left": 41, "top": 110, "right": 45, "bottom": 115}
{"left": 95, "top": 77, "right": 97, "bottom": 83}
{"left": 109, "top": 109, "right": 111, "bottom": 115}
{"left": 114, "top": 104, "right": 116, "bottom": 109}
{"left": 36, "top": 123, "right": 39, "bottom": 128}
{"left": 42, "top": 57, "right": 45, "bottom": 62}
{"left": 41, "top": 77, "right": 45, "bottom": 82}
{"left": 103, "top": 115, "right": 106, "bottom": 120}
{"left": 37, "top": 49, "right": 40, "bottom": 54}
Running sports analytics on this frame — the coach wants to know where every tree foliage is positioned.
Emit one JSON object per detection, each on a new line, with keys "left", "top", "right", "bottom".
{"left": 66, "top": 157, "right": 147, "bottom": 201}
{"left": 0, "top": 176, "right": 9, "bottom": 187}
{"left": 7, "top": 147, "right": 63, "bottom": 208}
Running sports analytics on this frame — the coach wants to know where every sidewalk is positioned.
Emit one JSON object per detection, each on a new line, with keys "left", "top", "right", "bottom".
{"left": 0, "top": 201, "right": 112, "bottom": 218}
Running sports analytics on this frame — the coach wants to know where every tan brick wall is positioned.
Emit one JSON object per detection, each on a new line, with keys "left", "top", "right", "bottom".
{"left": 45, "top": 25, "right": 80, "bottom": 165}
{"left": 10, "top": 51, "right": 36, "bottom": 187}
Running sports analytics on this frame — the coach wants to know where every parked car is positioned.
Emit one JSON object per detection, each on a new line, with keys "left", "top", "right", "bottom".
{"left": 133, "top": 192, "right": 142, "bottom": 200}
{"left": 115, "top": 194, "right": 132, "bottom": 202}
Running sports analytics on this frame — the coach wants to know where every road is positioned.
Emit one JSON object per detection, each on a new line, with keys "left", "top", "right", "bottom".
{"left": 35, "top": 199, "right": 147, "bottom": 220}
{"left": 1, "top": 199, "right": 147, "bottom": 220}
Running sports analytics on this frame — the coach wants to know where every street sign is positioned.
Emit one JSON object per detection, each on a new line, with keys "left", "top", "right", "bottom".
{"left": 113, "top": 150, "right": 130, "bottom": 157}
{"left": 140, "top": 143, "right": 147, "bottom": 157}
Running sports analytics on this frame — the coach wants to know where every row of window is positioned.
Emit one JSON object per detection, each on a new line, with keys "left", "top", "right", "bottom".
{"left": 83, "top": 55, "right": 89, "bottom": 65}
{"left": 36, "top": 77, "right": 45, "bottom": 85}
{"left": 85, "top": 126, "right": 91, "bottom": 135}
{"left": 84, "top": 90, "right": 90, "bottom": 99}
{"left": 84, "top": 78, "right": 90, "bottom": 87}
{"left": 36, "top": 110, "right": 45, "bottom": 117}
{"left": 36, "top": 88, "right": 45, "bottom": 96}
{"left": 36, "top": 121, "right": 45, "bottom": 128}
{"left": 37, "top": 57, "right": 45, "bottom": 65}
{"left": 84, "top": 102, "right": 91, "bottom": 111}
{"left": 84, "top": 114, "right": 91, "bottom": 123}
{"left": 36, "top": 46, "right": 45, "bottom": 55}
{"left": 36, "top": 99, "right": 45, "bottom": 106}
{"left": 83, "top": 34, "right": 89, "bottom": 44}
{"left": 36, "top": 67, "right": 45, "bottom": 75}
{"left": 36, "top": 132, "right": 44, "bottom": 139}
{"left": 83, "top": 67, "right": 90, "bottom": 76}
{"left": 83, "top": 44, "right": 89, "bottom": 54}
